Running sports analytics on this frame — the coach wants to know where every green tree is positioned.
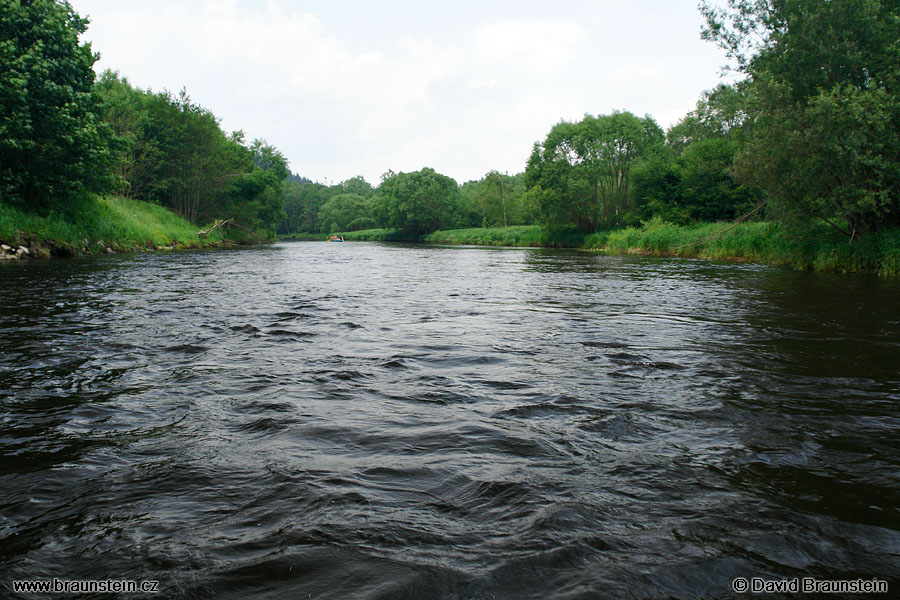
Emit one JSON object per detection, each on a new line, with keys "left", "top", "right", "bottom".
{"left": 338, "top": 175, "right": 375, "bottom": 198}
{"left": 142, "top": 88, "right": 243, "bottom": 223}
{"left": 280, "top": 181, "right": 330, "bottom": 233}
{"left": 0, "top": 0, "right": 113, "bottom": 210}
{"left": 525, "top": 112, "right": 665, "bottom": 231}
{"left": 318, "top": 193, "right": 370, "bottom": 232}
{"left": 630, "top": 153, "right": 687, "bottom": 224}
{"left": 459, "top": 171, "right": 528, "bottom": 228}
{"left": 95, "top": 76, "right": 287, "bottom": 239}
{"left": 95, "top": 71, "right": 161, "bottom": 200}
{"left": 479, "top": 171, "right": 528, "bottom": 227}
{"left": 374, "top": 168, "right": 460, "bottom": 234}
{"left": 217, "top": 168, "right": 285, "bottom": 242}
{"left": 639, "top": 81, "right": 762, "bottom": 224}
{"left": 701, "top": 0, "right": 900, "bottom": 238}
{"left": 458, "top": 179, "right": 485, "bottom": 227}
{"left": 666, "top": 83, "right": 749, "bottom": 152}
{"left": 679, "top": 137, "right": 761, "bottom": 222}
{"left": 250, "top": 139, "right": 289, "bottom": 181}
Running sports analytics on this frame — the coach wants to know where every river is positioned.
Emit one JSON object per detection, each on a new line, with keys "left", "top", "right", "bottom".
{"left": 1, "top": 242, "right": 898, "bottom": 599}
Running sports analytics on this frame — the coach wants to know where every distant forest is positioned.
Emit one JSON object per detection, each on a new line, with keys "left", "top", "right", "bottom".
{"left": 2, "top": 0, "right": 898, "bottom": 242}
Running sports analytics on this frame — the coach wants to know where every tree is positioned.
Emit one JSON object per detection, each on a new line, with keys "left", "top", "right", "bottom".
{"left": 214, "top": 168, "right": 284, "bottom": 242}
{"left": 95, "top": 76, "right": 287, "bottom": 239}
{"left": 0, "top": 0, "right": 113, "bottom": 210}
{"left": 279, "top": 181, "right": 332, "bottom": 233}
{"left": 457, "top": 180, "right": 485, "bottom": 227}
{"left": 338, "top": 176, "right": 375, "bottom": 198}
{"left": 250, "top": 139, "right": 289, "bottom": 181}
{"left": 318, "top": 193, "right": 370, "bottom": 232}
{"left": 525, "top": 112, "right": 665, "bottom": 231}
{"left": 95, "top": 71, "right": 162, "bottom": 200}
{"left": 374, "top": 168, "right": 460, "bottom": 234}
{"left": 459, "top": 171, "right": 529, "bottom": 228}
{"left": 701, "top": 0, "right": 900, "bottom": 238}
{"left": 637, "top": 81, "right": 762, "bottom": 224}
{"left": 666, "top": 83, "right": 749, "bottom": 152}
{"left": 679, "top": 137, "right": 761, "bottom": 222}
{"left": 630, "top": 153, "right": 687, "bottom": 224}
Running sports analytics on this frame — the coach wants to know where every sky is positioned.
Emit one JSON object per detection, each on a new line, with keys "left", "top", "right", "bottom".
{"left": 69, "top": 0, "right": 737, "bottom": 186}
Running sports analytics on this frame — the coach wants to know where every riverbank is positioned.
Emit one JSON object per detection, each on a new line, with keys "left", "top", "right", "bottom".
{"left": 601, "top": 220, "right": 900, "bottom": 277}
{"left": 307, "top": 222, "right": 900, "bottom": 276}
{"left": 283, "top": 226, "right": 608, "bottom": 247}
{"left": 277, "top": 230, "right": 405, "bottom": 243}
{"left": 423, "top": 225, "right": 615, "bottom": 248}
{"left": 0, "top": 196, "right": 227, "bottom": 259}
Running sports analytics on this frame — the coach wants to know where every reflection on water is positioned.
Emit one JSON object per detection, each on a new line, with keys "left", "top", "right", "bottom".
{"left": 1, "top": 243, "right": 898, "bottom": 598}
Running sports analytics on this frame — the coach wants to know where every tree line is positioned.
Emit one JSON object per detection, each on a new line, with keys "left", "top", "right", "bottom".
{"left": 1, "top": 0, "right": 287, "bottom": 242}
{"left": 2, "top": 0, "right": 897, "bottom": 243}
{"left": 280, "top": 169, "right": 532, "bottom": 236}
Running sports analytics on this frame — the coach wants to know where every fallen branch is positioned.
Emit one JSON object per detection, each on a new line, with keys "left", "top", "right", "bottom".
{"left": 198, "top": 218, "right": 233, "bottom": 238}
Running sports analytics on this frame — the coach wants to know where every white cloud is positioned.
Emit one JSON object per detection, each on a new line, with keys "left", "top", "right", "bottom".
{"left": 475, "top": 20, "right": 587, "bottom": 72}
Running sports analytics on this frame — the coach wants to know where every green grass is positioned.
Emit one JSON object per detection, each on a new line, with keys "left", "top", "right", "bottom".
{"left": 0, "top": 196, "right": 224, "bottom": 256}
{"left": 7, "top": 196, "right": 896, "bottom": 275}
{"left": 282, "top": 225, "right": 607, "bottom": 248}
{"left": 339, "top": 228, "right": 415, "bottom": 242}
{"left": 424, "top": 225, "right": 543, "bottom": 246}
{"left": 422, "top": 225, "right": 616, "bottom": 248}
{"left": 600, "top": 218, "right": 900, "bottom": 277}
{"left": 324, "top": 220, "right": 900, "bottom": 276}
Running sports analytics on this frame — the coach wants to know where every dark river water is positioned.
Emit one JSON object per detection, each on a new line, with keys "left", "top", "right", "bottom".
{"left": 1, "top": 242, "right": 898, "bottom": 599}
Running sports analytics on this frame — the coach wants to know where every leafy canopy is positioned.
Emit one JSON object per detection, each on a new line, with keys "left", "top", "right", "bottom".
{"left": 0, "top": 0, "right": 113, "bottom": 210}
{"left": 374, "top": 168, "right": 461, "bottom": 234}
{"left": 525, "top": 112, "right": 665, "bottom": 231}
{"left": 318, "top": 193, "right": 370, "bottom": 233}
{"left": 701, "top": 0, "right": 900, "bottom": 238}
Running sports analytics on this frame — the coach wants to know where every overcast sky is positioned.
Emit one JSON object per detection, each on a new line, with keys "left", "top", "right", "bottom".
{"left": 70, "top": 0, "right": 735, "bottom": 185}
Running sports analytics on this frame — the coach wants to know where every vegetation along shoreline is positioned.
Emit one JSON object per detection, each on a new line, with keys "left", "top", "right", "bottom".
{"left": 5, "top": 206, "right": 898, "bottom": 279}
{"left": 280, "top": 221, "right": 900, "bottom": 278}
{"left": 2, "top": 1, "right": 898, "bottom": 278}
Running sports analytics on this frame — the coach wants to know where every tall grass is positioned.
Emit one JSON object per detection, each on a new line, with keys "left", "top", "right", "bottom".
{"left": 264, "top": 219, "right": 900, "bottom": 277}
{"left": 601, "top": 218, "right": 900, "bottom": 276}
{"left": 424, "top": 225, "right": 543, "bottom": 246}
{"left": 602, "top": 220, "right": 788, "bottom": 261}
{"left": 339, "top": 228, "right": 413, "bottom": 242}
{"left": 422, "top": 225, "right": 616, "bottom": 248}
{"left": 0, "top": 196, "right": 223, "bottom": 255}
{"left": 294, "top": 225, "right": 608, "bottom": 249}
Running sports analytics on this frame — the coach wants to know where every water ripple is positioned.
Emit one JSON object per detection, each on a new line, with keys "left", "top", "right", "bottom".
{"left": 1, "top": 243, "right": 898, "bottom": 598}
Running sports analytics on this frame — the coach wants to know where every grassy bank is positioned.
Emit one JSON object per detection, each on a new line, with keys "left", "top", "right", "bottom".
{"left": 423, "top": 225, "right": 543, "bottom": 246}
{"left": 340, "top": 229, "right": 416, "bottom": 242}
{"left": 310, "top": 221, "right": 900, "bottom": 276}
{"left": 599, "top": 220, "right": 900, "bottom": 277}
{"left": 424, "top": 225, "right": 611, "bottom": 248}
{"left": 423, "top": 225, "right": 608, "bottom": 248}
{"left": 283, "top": 226, "right": 609, "bottom": 247}
{"left": 0, "top": 196, "right": 225, "bottom": 258}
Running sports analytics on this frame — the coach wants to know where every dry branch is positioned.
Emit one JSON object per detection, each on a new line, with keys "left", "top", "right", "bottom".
{"left": 198, "top": 218, "right": 233, "bottom": 238}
